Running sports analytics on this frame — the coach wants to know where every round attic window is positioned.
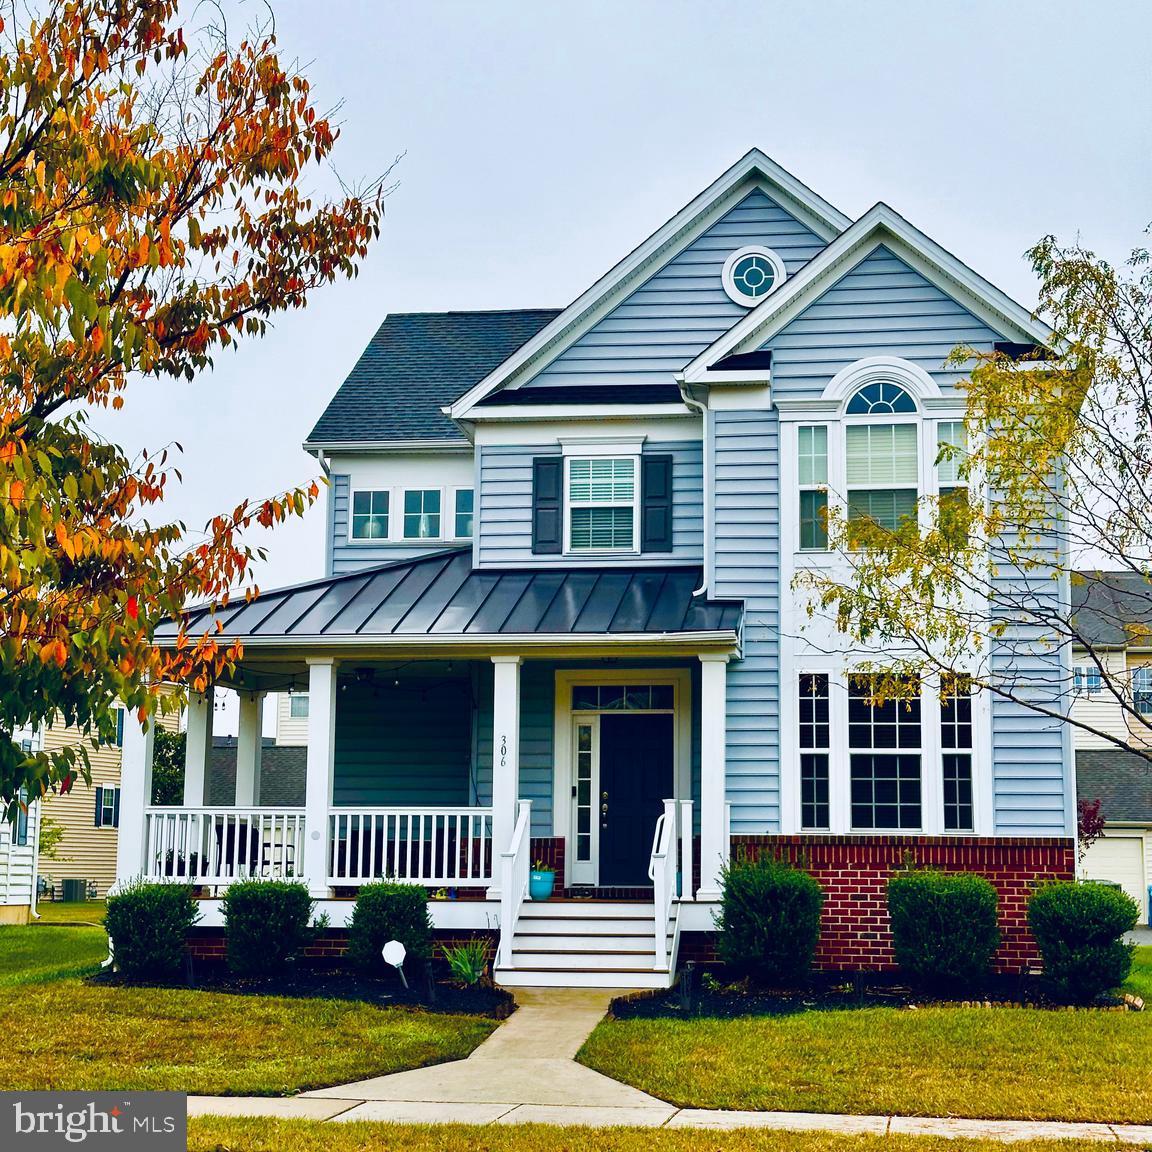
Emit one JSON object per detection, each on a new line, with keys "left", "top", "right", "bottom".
{"left": 722, "top": 246, "right": 786, "bottom": 308}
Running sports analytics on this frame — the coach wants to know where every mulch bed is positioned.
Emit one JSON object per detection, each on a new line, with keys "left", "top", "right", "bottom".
{"left": 88, "top": 961, "right": 516, "bottom": 1018}
{"left": 610, "top": 968, "right": 1137, "bottom": 1019}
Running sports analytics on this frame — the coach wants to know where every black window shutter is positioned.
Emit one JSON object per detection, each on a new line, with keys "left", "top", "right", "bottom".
{"left": 94, "top": 785, "right": 104, "bottom": 828}
{"left": 532, "top": 457, "right": 563, "bottom": 554}
{"left": 112, "top": 788, "right": 121, "bottom": 829}
{"left": 641, "top": 454, "right": 674, "bottom": 552}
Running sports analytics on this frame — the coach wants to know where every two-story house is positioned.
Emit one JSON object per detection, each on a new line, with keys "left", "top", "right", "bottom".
{"left": 115, "top": 150, "right": 1074, "bottom": 987}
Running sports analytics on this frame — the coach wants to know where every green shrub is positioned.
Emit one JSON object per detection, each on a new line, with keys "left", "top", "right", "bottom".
{"left": 442, "top": 938, "right": 491, "bottom": 985}
{"left": 104, "top": 880, "right": 200, "bottom": 980}
{"left": 1028, "top": 880, "right": 1138, "bottom": 1003}
{"left": 346, "top": 882, "right": 433, "bottom": 972}
{"left": 887, "top": 869, "right": 1000, "bottom": 990}
{"left": 716, "top": 855, "right": 824, "bottom": 985}
{"left": 220, "top": 880, "right": 314, "bottom": 977}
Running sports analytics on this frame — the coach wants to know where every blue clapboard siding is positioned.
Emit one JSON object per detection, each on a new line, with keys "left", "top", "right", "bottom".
{"left": 523, "top": 190, "right": 827, "bottom": 390}
{"left": 766, "top": 246, "right": 1001, "bottom": 397}
{"left": 712, "top": 409, "right": 781, "bottom": 833}
{"left": 332, "top": 677, "right": 475, "bottom": 806}
{"left": 329, "top": 473, "right": 463, "bottom": 575}
{"left": 477, "top": 440, "right": 703, "bottom": 567}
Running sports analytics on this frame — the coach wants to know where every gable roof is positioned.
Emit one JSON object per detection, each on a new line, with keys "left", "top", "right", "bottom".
{"left": 447, "top": 150, "right": 852, "bottom": 418}
{"left": 1072, "top": 571, "right": 1152, "bottom": 649}
{"left": 1076, "top": 749, "right": 1152, "bottom": 824}
{"left": 305, "top": 309, "right": 560, "bottom": 449}
{"left": 679, "top": 202, "right": 1055, "bottom": 384}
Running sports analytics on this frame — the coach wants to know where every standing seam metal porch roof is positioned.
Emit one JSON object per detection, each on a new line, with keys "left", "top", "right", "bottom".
{"left": 157, "top": 549, "right": 743, "bottom": 643}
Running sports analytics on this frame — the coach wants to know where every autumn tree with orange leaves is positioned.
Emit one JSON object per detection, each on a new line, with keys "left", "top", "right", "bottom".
{"left": 0, "top": 0, "right": 385, "bottom": 811}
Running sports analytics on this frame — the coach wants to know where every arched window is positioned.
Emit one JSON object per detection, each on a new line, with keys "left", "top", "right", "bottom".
{"left": 846, "top": 381, "right": 917, "bottom": 415}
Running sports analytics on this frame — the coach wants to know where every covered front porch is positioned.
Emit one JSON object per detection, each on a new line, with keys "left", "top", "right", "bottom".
{"left": 116, "top": 553, "right": 742, "bottom": 981}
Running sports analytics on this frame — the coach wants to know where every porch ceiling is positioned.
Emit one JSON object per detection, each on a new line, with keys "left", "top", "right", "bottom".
{"left": 157, "top": 548, "right": 743, "bottom": 659}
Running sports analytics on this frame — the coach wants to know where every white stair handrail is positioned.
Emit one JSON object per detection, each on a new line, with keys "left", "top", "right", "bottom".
{"left": 497, "top": 800, "right": 532, "bottom": 969}
{"left": 649, "top": 798, "right": 678, "bottom": 970}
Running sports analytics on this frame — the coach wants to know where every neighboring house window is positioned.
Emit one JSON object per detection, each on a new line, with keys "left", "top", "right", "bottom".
{"left": 94, "top": 785, "right": 119, "bottom": 829}
{"left": 454, "top": 488, "right": 474, "bottom": 539}
{"left": 351, "top": 490, "right": 389, "bottom": 540}
{"left": 1073, "top": 665, "right": 1103, "bottom": 694}
{"left": 845, "top": 383, "right": 918, "bottom": 545}
{"left": 941, "top": 675, "right": 974, "bottom": 832}
{"left": 799, "top": 674, "right": 830, "bottom": 830}
{"left": 848, "top": 674, "right": 922, "bottom": 830}
{"left": 1133, "top": 667, "right": 1152, "bottom": 715}
{"left": 13, "top": 786, "right": 28, "bottom": 846}
{"left": 567, "top": 457, "right": 637, "bottom": 552}
{"left": 797, "top": 426, "right": 828, "bottom": 550}
{"left": 289, "top": 693, "right": 310, "bottom": 719}
{"left": 403, "top": 489, "right": 441, "bottom": 539}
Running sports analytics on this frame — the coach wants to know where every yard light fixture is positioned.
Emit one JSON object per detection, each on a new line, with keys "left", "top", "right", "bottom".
{"left": 382, "top": 939, "right": 408, "bottom": 988}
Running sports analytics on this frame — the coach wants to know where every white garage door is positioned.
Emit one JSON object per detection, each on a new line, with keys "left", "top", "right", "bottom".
{"left": 1082, "top": 836, "right": 1147, "bottom": 923}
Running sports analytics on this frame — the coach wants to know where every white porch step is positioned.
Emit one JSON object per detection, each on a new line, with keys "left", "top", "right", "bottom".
{"left": 494, "top": 965, "right": 674, "bottom": 990}
{"left": 519, "top": 900, "right": 652, "bottom": 918}
{"left": 510, "top": 949, "right": 659, "bottom": 970}
{"left": 514, "top": 917, "right": 654, "bottom": 935}
{"left": 513, "top": 932, "right": 655, "bottom": 950}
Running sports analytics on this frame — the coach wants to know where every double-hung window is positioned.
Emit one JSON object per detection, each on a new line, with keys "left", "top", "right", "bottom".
{"left": 797, "top": 426, "right": 829, "bottom": 550}
{"left": 1133, "top": 667, "right": 1152, "bottom": 716}
{"left": 936, "top": 421, "right": 969, "bottom": 541}
{"left": 289, "top": 693, "right": 310, "bottom": 719}
{"left": 941, "top": 675, "right": 974, "bottom": 831}
{"left": 848, "top": 675, "right": 922, "bottom": 830}
{"left": 846, "top": 423, "right": 919, "bottom": 543}
{"left": 403, "top": 489, "right": 441, "bottom": 539}
{"left": 1072, "top": 665, "right": 1102, "bottom": 694}
{"left": 351, "top": 490, "right": 389, "bottom": 540}
{"left": 799, "top": 674, "right": 831, "bottom": 829}
{"left": 567, "top": 457, "right": 637, "bottom": 552}
{"left": 454, "top": 488, "right": 474, "bottom": 539}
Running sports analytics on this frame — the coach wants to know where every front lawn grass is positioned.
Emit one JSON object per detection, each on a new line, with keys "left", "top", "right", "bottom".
{"left": 0, "top": 922, "right": 495, "bottom": 1096}
{"left": 187, "top": 1119, "right": 1129, "bottom": 1152}
{"left": 34, "top": 900, "right": 106, "bottom": 925}
{"left": 577, "top": 947, "right": 1152, "bottom": 1124}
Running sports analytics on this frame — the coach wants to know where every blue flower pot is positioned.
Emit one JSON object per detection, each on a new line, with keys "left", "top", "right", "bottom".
{"left": 529, "top": 870, "right": 555, "bottom": 901}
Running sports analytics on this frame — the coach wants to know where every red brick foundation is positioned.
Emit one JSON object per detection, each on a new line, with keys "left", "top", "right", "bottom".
{"left": 711, "top": 835, "right": 1075, "bottom": 973}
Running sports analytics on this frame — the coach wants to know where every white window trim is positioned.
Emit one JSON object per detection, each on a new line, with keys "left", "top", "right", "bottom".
{"left": 450, "top": 485, "right": 475, "bottom": 541}
{"left": 563, "top": 454, "right": 641, "bottom": 556}
{"left": 401, "top": 486, "right": 446, "bottom": 542}
{"left": 347, "top": 487, "right": 393, "bottom": 545}
{"left": 721, "top": 245, "right": 788, "bottom": 308}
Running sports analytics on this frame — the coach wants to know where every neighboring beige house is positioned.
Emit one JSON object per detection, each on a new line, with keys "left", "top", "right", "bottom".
{"left": 275, "top": 691, "right": 309, "bottom": 746}
{"left": 1072, "top": 572, "right": 1152, "bottom": 924}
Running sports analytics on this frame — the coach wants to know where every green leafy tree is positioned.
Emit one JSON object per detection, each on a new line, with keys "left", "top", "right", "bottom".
{"left": 799, "top": 234, "right": 1152, "bottom": 762}
{"left": 0, "top": 0, "right": 387, "bottom": 814}
{"left": 150, "top": 728, "right": 184, "bottom": 806}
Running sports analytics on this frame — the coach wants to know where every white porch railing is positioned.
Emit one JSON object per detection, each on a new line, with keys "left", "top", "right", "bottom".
{"left": 497, "top": 799, "right": 532, "bottom": 968}
{"left": 327, "top": 807, "right": 494, "bottom": 887}
{"left": 649, "top": 798, "right": 693, "bottom": 971}
{"left": 142, "top": 808, "right": 306, "bottom": 885}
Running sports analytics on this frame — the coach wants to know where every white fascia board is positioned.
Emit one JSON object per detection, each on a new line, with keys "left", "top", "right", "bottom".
{"left": 681, "top": 203, "right": 1058, "bottom": 384}
{"left": 447, "top": 151, "right": 851, "bottom": 420}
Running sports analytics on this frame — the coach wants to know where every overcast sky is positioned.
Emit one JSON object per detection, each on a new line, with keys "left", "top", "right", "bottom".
{"left": 99, "top": 0, "right": 1151, "bottom": 599}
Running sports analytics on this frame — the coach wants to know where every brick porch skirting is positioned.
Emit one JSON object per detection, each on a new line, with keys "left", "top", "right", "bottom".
{"left": 679, "top": 834, "right": 1076, "bottom": 974}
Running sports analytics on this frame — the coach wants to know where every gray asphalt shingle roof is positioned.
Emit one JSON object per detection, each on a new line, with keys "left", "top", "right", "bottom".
{"left": 1076, "top": 748, "right": 1152, "bottom": 824}
{"left": 158, "top": 548, "right": 743, "bottom": 643}
{"left": 207, "top": 738, "right": 307, "bottom": 807}
{"left": 306, "top": 309, "right": 561, "bottom": 445}
{"left": 1072, "top": 571, "right": 1152, "bottom": 648}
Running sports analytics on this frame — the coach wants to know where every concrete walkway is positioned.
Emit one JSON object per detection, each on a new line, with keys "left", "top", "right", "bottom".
{"left": 188, "top": 988, "right": 1152, "bottom": 1141}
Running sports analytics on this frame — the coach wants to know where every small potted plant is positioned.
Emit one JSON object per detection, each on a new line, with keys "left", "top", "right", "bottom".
{"left": 529, "top": 859, "right": 556, "bottom": 901}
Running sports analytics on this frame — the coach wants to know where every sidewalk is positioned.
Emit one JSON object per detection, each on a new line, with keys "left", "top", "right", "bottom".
{"left": 188, "top": 987, "right": 1152, "bottom": 1142}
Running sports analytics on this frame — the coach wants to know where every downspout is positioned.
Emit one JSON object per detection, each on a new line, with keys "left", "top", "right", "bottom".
{"left": 679, "top": 384, "right": 712, "bottom": 597}
{"left": 29, "top": 797, "right": 41, "bottom": 920}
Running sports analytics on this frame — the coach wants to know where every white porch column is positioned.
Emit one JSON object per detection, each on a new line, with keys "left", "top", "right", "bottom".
{"left": 302, "top": 659, "right": 338, "bottom": 897}
{"left": 115, "top": 712, "right": 155, "bottom": 886}
{"left": 698, "top": 654, "right": 729, "bottom": 901}
{"left": 487, "top": 655, "right": 522, "bottom": 899}
{"left": 234, "top": 691, "right": 265, "bottom": 807}
{"left": 183, "top": 687, "right": 213, "bottom": 807}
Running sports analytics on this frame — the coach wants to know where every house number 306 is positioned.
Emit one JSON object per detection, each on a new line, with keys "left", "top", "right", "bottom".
{"left": 499, "top": 735, "right": 507, "bottom": 768}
